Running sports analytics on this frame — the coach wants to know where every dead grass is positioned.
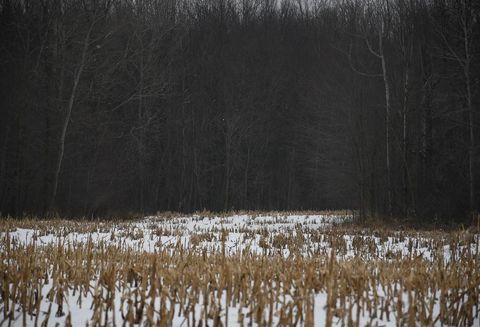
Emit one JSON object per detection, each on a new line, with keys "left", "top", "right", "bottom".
{"left": 0, "top": 215, "right": 479, "bottom": 326}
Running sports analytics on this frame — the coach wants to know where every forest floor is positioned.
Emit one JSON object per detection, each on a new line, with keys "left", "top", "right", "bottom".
{"left": 1, "top": 212, "right": 479, "bottom": 326}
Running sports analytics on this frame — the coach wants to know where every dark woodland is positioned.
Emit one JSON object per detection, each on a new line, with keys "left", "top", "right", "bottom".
{"left": 0, "top": 0, "right": 479, "bottom": 220}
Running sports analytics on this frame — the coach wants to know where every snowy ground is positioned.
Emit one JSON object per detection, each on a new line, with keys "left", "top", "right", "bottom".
{"left": 8, "top": 214, "right": 350, "bottom": 255}
{"left": 1, "top": 213, "right": 479, "bottom": 326}
{"left": 7, "top": 213, "right": 478, "bottom": 261}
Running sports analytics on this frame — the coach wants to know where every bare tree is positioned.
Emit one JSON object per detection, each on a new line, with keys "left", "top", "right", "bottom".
{"left": 50, "top": 20, "right": 94, "bottom": 211}
{"left": 435, "top": 0, "right": 477, "bottom": 216}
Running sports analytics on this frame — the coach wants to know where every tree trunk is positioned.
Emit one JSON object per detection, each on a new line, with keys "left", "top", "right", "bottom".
{"left": 463, "top": 13, "right": 474, "bottom": 215}
{"left": 378, "top": 24, "right": 393, "bottom": 216}
{"left": 364, "top": 21, "right": 392, "bottom": 216}
{"left": 224, "top": 129, "right": 231, "bottom": 211}
{"left": 138, "top": 49, "right": 145, "bottom": 213}
{"left": 244, "top": 145, "right": 250, "bottom": 208}
{"left": 402, "top": 59, "right": 411, "bottom": 217}
{"left": 50, "top": 23, "right": 93, "bottom": 211}
{"left": 0, "top": 125, "right": 10, "bottom": 212}
{"left": 465, "top": 63, "right": 474, "bottom": 215}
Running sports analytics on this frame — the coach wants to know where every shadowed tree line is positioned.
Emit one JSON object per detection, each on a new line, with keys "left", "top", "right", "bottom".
{"left": 0, "top": 0, "right": 478, "bottom": 220}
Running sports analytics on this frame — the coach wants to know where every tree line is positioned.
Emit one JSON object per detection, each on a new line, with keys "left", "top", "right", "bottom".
{"left": 0, "top": 0, "right": 478, "bottom": 220}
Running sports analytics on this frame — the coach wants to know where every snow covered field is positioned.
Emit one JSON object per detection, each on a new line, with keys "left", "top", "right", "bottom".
{"left": 1, "top": 213, "right": 479, "bottom": 326}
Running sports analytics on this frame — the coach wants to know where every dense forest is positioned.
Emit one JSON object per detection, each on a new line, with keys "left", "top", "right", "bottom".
{"left": 0, "top": 0, "right": 478, "bottom": 219}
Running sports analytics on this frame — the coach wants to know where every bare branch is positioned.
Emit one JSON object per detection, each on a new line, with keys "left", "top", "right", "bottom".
{"left": 330, "top": 43, "right": 383, "bottom": 77}
{"left": 365, "top": 37, "right": 381, "bottom": 58}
